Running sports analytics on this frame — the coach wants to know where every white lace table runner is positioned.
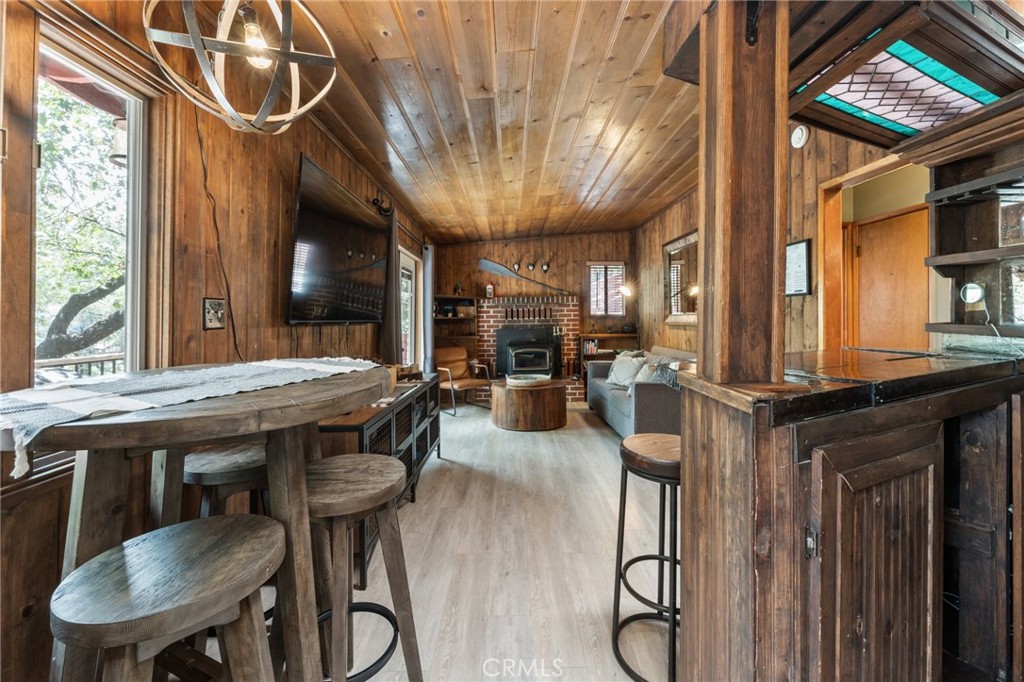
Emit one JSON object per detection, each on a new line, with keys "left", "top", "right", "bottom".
{"left": 0, "top": 357, "right": 378, "bottom": 479}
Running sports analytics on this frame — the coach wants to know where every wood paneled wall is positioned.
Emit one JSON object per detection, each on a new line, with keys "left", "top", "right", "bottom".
{"left": 635, "top": 126, "right": 887, "bottom": 353}
{"left": 434, "top": 232, "right": 637, "bottom": 336}
{"left": 0, "top": 4, "right": 426, "bottom": 679}
{"left": 635, "top": 190, "right": 699, "bottom": 352}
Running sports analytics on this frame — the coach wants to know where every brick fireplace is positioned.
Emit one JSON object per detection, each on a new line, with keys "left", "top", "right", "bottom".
{"left": 476, "top": 296, "right": 584, "bottom": 402}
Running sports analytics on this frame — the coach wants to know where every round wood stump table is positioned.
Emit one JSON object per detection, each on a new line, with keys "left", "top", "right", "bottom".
{"left": 491, "top": 380, "right": 567, "bottom": 431}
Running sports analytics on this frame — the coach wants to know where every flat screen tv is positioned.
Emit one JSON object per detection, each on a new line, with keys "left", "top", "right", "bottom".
{"left": 288, "top": 156, "right": 390, "bottom": 324}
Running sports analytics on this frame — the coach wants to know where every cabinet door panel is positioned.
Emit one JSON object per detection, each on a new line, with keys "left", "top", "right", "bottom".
{"left": 1011, "top": 394, "right": 1024, "bottom": 682}
{"left": 809, "top": 422, "right": 943, "bottom": 682}
{"left": 948, "top": 406, "right": 1009, "bottom": 676}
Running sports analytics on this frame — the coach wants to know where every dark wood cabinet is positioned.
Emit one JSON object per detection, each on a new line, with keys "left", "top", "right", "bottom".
{"left": 677, "top": 350, "right": 1024, "bottom": 681}
{"left": 808, "top": 422, "right": 944, "bottom": 681}
{"left": 318, "top": 375, "right": 440, "bottom": 588}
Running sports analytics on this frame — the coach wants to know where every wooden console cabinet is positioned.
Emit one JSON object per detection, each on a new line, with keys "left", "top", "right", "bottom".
{"left": 318, "top": 375, "right": 440, "bottom": 588}
{"left": 677, "top": 350, "right": 1023, "bottom": 681}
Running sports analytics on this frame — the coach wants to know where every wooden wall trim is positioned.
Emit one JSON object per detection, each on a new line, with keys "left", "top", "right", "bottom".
{"left": 818, "top": 188, "right": 844, "bottom": 349}
{"left": 23, "top": 0, "right": 169, "bottom": 96}
{"left": 853, "top": 201, "right": 929, "bottom": 227}
{"left": 1, "top": 2, "right": 38, "bottom": 393}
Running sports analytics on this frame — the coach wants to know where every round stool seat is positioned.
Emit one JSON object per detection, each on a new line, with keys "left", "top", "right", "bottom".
{"left": 50, "top": 515, "right": 285, "bottom": 649}
{"left": 620, "top": 433, "right": 681, "bottom": 481}
{"left": 183, "top": 442, "right": 267, "bottom": 487}
{"left": 306, "top": 454, "right": 406, "bottom": 519}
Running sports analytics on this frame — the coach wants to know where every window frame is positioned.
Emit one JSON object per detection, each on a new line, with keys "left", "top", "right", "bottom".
{"left": 398, "top": 246, "right": 423, "bottom": 367}
{"left": 587, "top": 261, "right": 627, "bottom": 317}
{"left": 35, "top": 38, "right": 149, "bottom": 376}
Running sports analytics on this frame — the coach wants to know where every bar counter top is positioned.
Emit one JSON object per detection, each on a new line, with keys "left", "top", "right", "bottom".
{"left": 676, "top": 348, "right": 1022, "bottom": 426}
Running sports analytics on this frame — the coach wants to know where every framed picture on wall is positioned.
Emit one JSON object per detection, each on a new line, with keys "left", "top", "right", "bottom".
{"left": 786, "top": 239, "right": 811, "bottom": 296}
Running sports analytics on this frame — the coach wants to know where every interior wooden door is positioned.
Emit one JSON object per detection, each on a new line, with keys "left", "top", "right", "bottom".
{"left": 808, "top": 422, "right": 943, "bottom": 681}
{"left": 847, "top": 207, "right": 930, "bottom": 350}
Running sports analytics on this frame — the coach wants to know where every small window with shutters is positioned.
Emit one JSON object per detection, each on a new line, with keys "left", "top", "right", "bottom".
{"left": 588, "top": 262, "right": 626, "bottom": 316}
{"left": 669, "top": 262, "right": 684, "bottom": 314}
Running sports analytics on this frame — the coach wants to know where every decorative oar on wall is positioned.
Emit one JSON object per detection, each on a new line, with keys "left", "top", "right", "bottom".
{"left": 478, "top": 259, "right": 571, "bottom": 296}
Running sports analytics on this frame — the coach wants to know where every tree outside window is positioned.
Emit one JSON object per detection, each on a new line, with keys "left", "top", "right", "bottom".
{"left": 33, "top": 46, "right": 142, "bottom": 380}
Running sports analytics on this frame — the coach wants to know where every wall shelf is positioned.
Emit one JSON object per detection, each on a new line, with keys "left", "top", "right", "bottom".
{"left": 927, "top": 143, "right": 1024, "bottom": 338}
{"left": 925, "top": 322, "right": 1024, "bottom": 338}
{"left": 433, "top": 296, "right": 478, "bottom": 358}
{"left": 925, "top": 164, "right": 1024, "bottom": 206}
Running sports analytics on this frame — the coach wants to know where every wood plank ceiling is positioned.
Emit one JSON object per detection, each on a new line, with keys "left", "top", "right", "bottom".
{"left": 300, "top": 1, "right": 698, "bottom": 244}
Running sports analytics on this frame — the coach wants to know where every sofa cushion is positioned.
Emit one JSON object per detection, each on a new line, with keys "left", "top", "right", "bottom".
{"left": 627, "top": 362, "right": 680, "bottom": 395}
{"left": 606, "top": 356, "right": 646, "bottom": 387}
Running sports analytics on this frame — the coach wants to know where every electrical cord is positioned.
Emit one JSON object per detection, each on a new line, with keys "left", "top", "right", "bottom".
{"left": 194, "top": 108, "right": 244, "bottom": 362}
{"left": 980, "top": 296, "right": 1024, "bottom": 358}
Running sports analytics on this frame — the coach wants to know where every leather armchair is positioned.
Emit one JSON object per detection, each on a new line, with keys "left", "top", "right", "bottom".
{"left": 435, "top": 346, "right": 490, "bottom": 415}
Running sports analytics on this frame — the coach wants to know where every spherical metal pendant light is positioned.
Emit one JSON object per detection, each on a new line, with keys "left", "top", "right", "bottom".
{"left": 142, "top": 0, "right": 337, "bottom": 134}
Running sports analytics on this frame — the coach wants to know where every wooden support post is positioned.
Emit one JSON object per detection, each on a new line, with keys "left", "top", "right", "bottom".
{"left": 697, "top": 0, "right": 789, "bottom": 385}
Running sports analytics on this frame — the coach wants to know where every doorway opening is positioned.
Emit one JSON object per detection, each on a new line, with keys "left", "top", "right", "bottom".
{"left": 818, "top": 161, "right": 949, "bottom": 351}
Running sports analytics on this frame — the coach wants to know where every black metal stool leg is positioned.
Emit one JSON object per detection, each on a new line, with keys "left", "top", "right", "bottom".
{"left": 612, "top": 465, "right": 629, "bottom": 639}
{"left": 657, "top": 483, "right": 666, "bottom": 608}
{"left": 668, "top": 482, "right": 678, "bottom": 681}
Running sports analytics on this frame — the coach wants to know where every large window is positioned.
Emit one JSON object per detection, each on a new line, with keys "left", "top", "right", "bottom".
{"left": 588, "top": 262, "right": 626, "bottom": 316}
{"left": 33, "top": 44, "right": 145, "bottom": 383}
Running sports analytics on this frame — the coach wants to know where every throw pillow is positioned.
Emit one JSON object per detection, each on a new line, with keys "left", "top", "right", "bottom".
{"left": 605, "top": 355, "right": 646, "bottom": 387}
{"left": 651, "top": 364, "right": 680, "bottom": 389}
{"left": 619, "top": 349, "right": 645, "bottom": 358}
{"left": 626, "top": 362, "right": 658, "bottom": 396}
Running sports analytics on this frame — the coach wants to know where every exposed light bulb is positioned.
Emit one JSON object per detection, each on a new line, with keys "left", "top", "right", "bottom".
{"left": 619, "top": 285, "right": 633, "bottom": 297}
{"left": 238, "top": 4, "right": 272, "bottom": 70}
{"left": 688, "top": 284, "right": 699, "bottom": 297}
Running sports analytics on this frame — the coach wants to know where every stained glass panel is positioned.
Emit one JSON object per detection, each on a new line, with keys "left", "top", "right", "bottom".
{"left": 816, "top": 40, "right": 1000, "bottom": 137}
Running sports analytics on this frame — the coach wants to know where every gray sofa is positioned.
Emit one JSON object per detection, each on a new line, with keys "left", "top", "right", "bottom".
{"left": 587, "top": 345, "right": 696, "bottom": 437}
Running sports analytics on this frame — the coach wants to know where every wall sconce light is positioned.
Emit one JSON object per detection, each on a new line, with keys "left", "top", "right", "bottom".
{"left": 527, "top": 262, "right": 536, "bottom": 272}
{"left": 619, "top": 284, "right": 634, "bottom": 297}
{"left": 541, "top": 263, "right": 550, "bottom": 273}
{"left": 512, "top": 261, "right": 521, "bottom": 272}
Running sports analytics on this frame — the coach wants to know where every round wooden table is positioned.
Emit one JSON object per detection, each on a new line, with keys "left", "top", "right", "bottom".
{"left": 24, "top": 363, "right": 391, "bottom": 682}
{"left": 491, "top": 380, "right": 567, "bottom": 431}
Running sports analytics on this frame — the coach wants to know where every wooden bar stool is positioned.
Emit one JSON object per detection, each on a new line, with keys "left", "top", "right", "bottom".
{"left": 184, "top": 442, "right": 268, "bottom": 517}
{"left": 50, "top": 515, "right": 284, "bottom": 681}
{"left": 306, "top": 454, "right": 423, "bottom": 682}
{"left": 612, "top": 433, "right": 682, "bottom": 682}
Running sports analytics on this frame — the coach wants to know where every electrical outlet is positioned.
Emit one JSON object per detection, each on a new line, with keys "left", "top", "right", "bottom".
{"left": 203, "top": 298, "right": 226, "bottom": 330}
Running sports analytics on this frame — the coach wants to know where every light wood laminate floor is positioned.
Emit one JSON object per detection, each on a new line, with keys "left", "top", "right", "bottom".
{"left": 350, "top": 403, "right": 679, "bottom": 682}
